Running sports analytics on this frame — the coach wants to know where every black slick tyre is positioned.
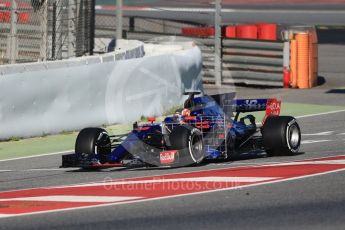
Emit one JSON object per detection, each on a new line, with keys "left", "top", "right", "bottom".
{"left": 262, "top": 116, "right": 301, "bottom": 156}
{"left": 75, "top": 128, "right": 111, "bottom": 163}
{"left": 169, "top": 125, "right": 205, "bottom": 166}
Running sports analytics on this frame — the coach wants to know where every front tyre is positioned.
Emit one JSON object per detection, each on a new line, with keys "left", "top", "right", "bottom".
{"left": 75, "top": 128, "right": 111, "bottom": 163}
{"left": 169, "top": 125, "right": 205, "bottom": 166}
{"left": 262, "top": 116, "right": 301, "bottom": 156}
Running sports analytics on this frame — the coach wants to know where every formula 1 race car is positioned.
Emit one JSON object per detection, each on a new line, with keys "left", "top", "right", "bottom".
{"left": 61, "top": 92, "right": 301, "bottom": 169}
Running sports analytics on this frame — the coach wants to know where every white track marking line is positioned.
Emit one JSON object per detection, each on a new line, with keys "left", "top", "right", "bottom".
{"left": 0, "top": 150, "right": 73, "bottom": 162}
{"left": 27, "top": 168, "right": 79, "bottom": 172}
{"left": 55, "top": 176, "right": 279, "bottom": 189}
{"left": 302, "top": 140, "right": 332, "bottom": 144}
{"left": 0, "top": 168, "right": 79, "bottom": 173}
{"left": 265, "top": 160, "right": 345, "bottom": 166}
{"left": 2, "top": 167, "right": 345, "bottom": 219}
{"left": 296, "top": 109, "right": 345, "bottom": 119}
{"left": 0, "top": 196, "right": 143, "bottom": 203}
{"left": 303, "top": 131, "right": 334, "bottom": 136}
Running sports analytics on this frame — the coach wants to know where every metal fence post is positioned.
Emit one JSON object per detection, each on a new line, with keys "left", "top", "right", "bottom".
{"left": 8, "top": 0, "right": 18, "bottom": 64}
{"left": 40, "top": 0, "right": 48, "bottom": 61}
{"left": 68, "top": 0, "right": 77, "bottom": 58}
{"left": 56, "top": 0, "right": 63, "bottom": 60}
{"left": 90, "top": 0, "right": 95, "bottom": 55}
{"left": 282, "top": 31, "right": 290, "bottom": 69}
{"left": 214, "top": 0, "right": 222, "bottom": 86}
{"left": 116, "top": 0, "right": 123, "bottom": 40}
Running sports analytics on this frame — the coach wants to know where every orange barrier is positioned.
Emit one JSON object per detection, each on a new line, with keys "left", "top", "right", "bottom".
{"left": 181, "top": 27, "right": 215, "bottom": 37}
{"left": 290, "top": 39, "right": 298, "bottom": 88}
{"left": 225, "top": 26, "right": 236, "bottom": 38}
{"left": 236, "top": 24, "right": 258, "bottom": 39}
{"left": 296, "top": 33, "right": 310, "bottom": 89}
{"left": 309, "top": 30, "right": 318, "bottom": 88}
{"left": 257, "top": 23, "right": 277, "bottom": 41}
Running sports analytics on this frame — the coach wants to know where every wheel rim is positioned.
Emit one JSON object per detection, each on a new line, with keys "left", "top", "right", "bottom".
{"left": 96, "top": 132, "right": 111, "bottom": 163}
{"left": 190, "top": 134, "right": 204, "bottom": 162}
{"left": 288, "top": 124, "right": 300, "bottom": 149}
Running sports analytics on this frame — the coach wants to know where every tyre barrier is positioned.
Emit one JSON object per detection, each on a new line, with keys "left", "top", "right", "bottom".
{"left": 181, "top": 27, "right": 215, "bottom": 37}
{"left": 0, "top": 1, "right": 31, "bottom": 24}
{"left": 225, "top": 26, "right": 236, "bottom": 38}
{"left": 236, "top": 24, "right": 258, "bottom": 40}
{"left": 182, "top": 23, "right": 277, "bottom": 41}
{"left": 257, "top": 23, "right": 277, "bottom": 41}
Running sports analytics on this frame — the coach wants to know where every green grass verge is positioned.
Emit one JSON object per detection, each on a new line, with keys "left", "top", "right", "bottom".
{"left": 0, "top": 102, "right": 344, "bottom": 161}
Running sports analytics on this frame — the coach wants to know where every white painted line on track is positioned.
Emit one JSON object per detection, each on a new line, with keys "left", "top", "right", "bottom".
{"left": 296, "top": 109, "right": 345, "bottom": 119}
{"left": 55, "top": 176, "right": 279, "bottom": 189}
{"left": 0, "top": 150, "right": 73, "bottom": 162}
{"left": 303, "top": 131, "right": 334, "bottom": 136}
{"left": 0, "top": 196, "right": 143, "bottom": 203}
{"left": 0, "top": 168, "right": 79, "bottom": 173}
{"left": 302, "top": 140, "right": 332, "bottom": 144}
{"left": 27, "top": 168, "right": 78, "bottom": 172}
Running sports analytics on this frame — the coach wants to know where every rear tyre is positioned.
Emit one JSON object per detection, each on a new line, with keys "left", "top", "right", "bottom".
{"left": 75, "top": 128, "right": 111, "bottom": 163}
{"left": 262, "top": 116, "right": 301, "bottom": 156}
{"left": 169, "top": 125, "right": 205, "bottom": 166}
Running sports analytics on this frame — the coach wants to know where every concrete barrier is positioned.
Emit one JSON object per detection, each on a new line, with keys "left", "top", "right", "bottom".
{"left": 0, "top": 40, "right": 203, "bottom": 139}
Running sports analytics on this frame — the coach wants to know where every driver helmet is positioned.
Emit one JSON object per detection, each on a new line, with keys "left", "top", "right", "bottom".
{"left": 181, "top": 108, "right": 191, "bottom": 117}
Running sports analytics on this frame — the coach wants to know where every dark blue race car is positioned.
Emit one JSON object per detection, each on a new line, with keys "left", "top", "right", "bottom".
{"left": 61, "top": 92, "right": 301, "bottom": 169}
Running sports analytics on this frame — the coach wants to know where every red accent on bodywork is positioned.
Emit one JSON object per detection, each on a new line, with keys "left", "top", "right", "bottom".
{"left": 147, "top": 117, "right": 156, "bottom": 123}
{"left": 160, "top": 150, "right": 177, "bottom": 165}
{"left": 195, "top": 121, "right": 210, "bottom": 129}
{"left": 218, "top": 133, "right": 225, "bottom": 139}
{"left": 135, "top": 126, "right": 150, "bottom": 131}
{"left": 184, "top": 116, "right": 197, "bottom": 121}
{"left": 262, "top": 98, "right": 281, "bottom": 124}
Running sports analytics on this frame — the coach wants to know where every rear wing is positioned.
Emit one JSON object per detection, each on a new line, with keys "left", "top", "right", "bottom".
{"left": 233, "top": 98, "right": 281, "bottom": 123}
{"left": 210, "top": 94, "right": 281, "bottom": 122}
{"left": 231, "top": 99, "right": 275, "bottom": 112}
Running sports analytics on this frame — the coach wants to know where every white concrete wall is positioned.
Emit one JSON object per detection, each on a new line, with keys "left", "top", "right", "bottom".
{"left": 0, "top": 40, "right": 203, "bottom": 139}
